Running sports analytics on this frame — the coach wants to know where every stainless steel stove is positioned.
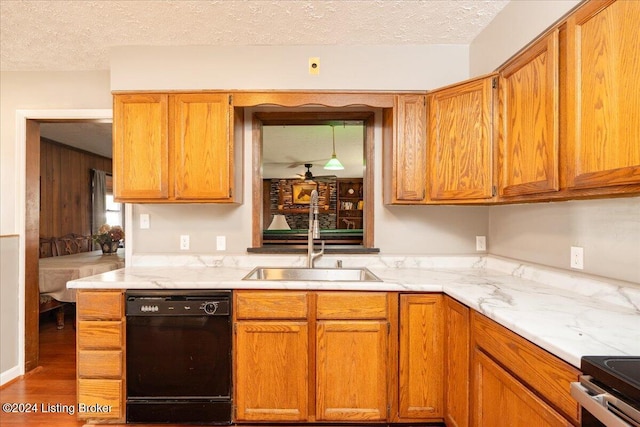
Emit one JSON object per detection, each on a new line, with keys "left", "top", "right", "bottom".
{"left": 571, "top": 356, "right": 640, "bottom": 427}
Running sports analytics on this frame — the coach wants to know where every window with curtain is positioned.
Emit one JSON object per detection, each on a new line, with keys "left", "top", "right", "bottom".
{"left": 105, "top": 174, "right": 122, "bottom": 226}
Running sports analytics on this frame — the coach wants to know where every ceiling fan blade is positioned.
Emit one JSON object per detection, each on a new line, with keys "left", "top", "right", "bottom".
{"left": 287, "top": 159, "right": 325, "bottom": 168}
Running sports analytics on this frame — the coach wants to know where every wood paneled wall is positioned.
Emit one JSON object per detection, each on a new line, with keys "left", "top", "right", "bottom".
{"left": 39, "top": 137, "right": 112, "bottom": 239}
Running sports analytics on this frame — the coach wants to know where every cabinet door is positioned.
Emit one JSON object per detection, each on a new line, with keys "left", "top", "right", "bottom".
{"left": 171, "top": 93, "right": 232, "bottom": 200}
{"left": 398, "top": 294, "right": 443, "bottom": 420}
{"left": 316, "top": 320, "right": 388, "bottom": 421}
{"left": 498, "top": 31, "right": 559, "bottom": 197}
{"left": 385, "top": 94, "right": 428, "bottom": 203}
{"left": 444, "top": 296, "right": 469, "bottom": 427}
{"left": 113, "top": 93, "right": 169, "bottom": 200}
{"left": 472, "top": 349, "right": 571, "bottom": 427}
{"left": 564, "top": 0, "right": 640, "bottom": 189}
{"left": 234, "top": 321, "right": 308, "bottom": 421}
{"left": 429, "top": 77, "right": 494, "bottom": 201}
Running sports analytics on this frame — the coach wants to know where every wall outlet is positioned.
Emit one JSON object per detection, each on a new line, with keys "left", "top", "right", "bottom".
{"left": 140, "top": 214, "right": 150, "bottom": 229}
{"left": 180, "top": 235, "right": 190, "bottom": 250}
{"left": 309, "top": 57, "right": 320, "bottom": 75}
{"left": 216, "top": 235, "right": 226, "bottom": 251}
{"left": 570, "top": 246, "right": 584, "bottom": 269}
{"left": 476, "top": 235, "right": 487, "bottom": 251}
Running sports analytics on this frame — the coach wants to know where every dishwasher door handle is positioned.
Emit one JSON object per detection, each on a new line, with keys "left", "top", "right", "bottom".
{"left": 570, "top": 378, "right": 636, "bottom": 427}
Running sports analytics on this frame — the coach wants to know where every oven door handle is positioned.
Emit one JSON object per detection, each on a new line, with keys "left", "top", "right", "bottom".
{"left": 571, "top": 376, "right": 637, "bottom": 427}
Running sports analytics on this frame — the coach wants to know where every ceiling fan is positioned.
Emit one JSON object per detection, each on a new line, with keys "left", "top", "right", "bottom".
{"left": 297, "top": 163, "right": 335, "bottom": 181}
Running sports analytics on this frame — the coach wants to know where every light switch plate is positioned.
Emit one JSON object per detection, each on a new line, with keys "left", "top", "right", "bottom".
{"left": 140, "top": 214, "right": 150, "bottom": 229}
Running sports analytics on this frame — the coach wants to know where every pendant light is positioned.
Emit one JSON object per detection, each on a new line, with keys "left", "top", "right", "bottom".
{"left": 324, "top": 125, "right": 344, "bottom": 170}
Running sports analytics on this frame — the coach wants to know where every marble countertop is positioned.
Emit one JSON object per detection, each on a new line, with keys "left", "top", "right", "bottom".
{"left": 67, "top": 254, "right": 640, "bottom": 368}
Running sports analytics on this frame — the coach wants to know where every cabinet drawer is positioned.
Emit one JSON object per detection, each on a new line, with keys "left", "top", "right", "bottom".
{"left": 77, "top": 291, "right": 123, "bottom": 320}
{"left": 235, "top": 291, "right": 308, "bottom": 319}
{"left": 316, "top": 292, "right": 388, "bottom": 319}
{"left": 471, "top": 312, "right": 580, "bottom": 424}
{"left": 78, "top": 321, "right": 124, "bottom": 350}
{"left": 77, "top": 378, "right": 123, "bottom": 420}
{"left": 78, "top": 350, "right": 123, "bottom": 378}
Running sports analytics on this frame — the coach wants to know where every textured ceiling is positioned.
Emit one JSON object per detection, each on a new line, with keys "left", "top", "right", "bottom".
{"left": 1, "top": 0, "right": 508, "bottom": 71}
{"left": 13, "top": 0, "right": 509, "bottom": 159}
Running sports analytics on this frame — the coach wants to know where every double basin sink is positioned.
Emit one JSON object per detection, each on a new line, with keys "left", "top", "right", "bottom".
{"left": 243, "top": 267, "right": 382, "bottom": 282}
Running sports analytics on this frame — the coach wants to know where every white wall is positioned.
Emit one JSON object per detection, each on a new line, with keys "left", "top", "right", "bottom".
{"left": 111, "top": 45, "right": 469, "bottom": 91}
{"left": 469, "top": 0, "right": 580, "bottom": 76}
{"left": 470, "top": 1, "right": 640, "bottom": 284}
{"left": 0, "top": 236, "right": 20, "bottom": 382}
{"left": 489, "top": 198, "right": 640, "bottom": 284}
{"left": 0, "top": 71, "right": 112, "bottom": 384}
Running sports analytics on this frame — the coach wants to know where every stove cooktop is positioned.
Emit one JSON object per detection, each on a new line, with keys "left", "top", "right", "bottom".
{"left": 581, "top": 356, "right": 640, "bottom": 404}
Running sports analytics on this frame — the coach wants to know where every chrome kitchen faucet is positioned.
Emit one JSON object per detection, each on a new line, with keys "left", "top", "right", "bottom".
{"left": 307, "top": 189, "right": 324, "bottom": 268}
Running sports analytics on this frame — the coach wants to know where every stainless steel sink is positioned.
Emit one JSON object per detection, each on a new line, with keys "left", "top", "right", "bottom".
{"left": 242, "top": 267, "right": 382, "bottom": 282}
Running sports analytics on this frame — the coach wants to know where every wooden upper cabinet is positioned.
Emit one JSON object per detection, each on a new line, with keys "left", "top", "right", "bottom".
{"left": 384, "top": 94, "right": 428, "bottom": 204}
{"left": 113, "top": 93, "right": 169, "bottom": 200}
{"left": 498, "top": 31, "right": 559, "bottom": 197}
{"left": 171, "top": 93, "right": 233, "bottom": 200}
{"left": 428, "top": 76, "right": 495, "bottom": 201}
{"left": 113, "top": 92, "right": 239, "bottom": 203}
{"left": 563, "top": 0, "right": 640, "bottom": 190}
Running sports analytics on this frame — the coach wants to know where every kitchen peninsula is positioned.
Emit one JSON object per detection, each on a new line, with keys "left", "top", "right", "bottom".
{"left": 68, "top": 254, "right": 640, "bottom": 425}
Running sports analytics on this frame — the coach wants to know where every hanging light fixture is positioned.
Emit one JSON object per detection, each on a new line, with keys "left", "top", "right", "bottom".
{"left": 324, "top": 125, "right": 344, "bottom": 170}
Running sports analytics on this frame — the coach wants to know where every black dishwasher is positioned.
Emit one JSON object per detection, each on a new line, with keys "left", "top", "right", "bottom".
{"left": 125, "top": 290, "right": 232, "bottom": 425}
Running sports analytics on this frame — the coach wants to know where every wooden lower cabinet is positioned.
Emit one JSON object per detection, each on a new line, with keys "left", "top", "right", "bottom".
{"left": 76, "top": 290, "right": 126, "bottom": 423}
{"left": 472, "top": 349, "right": 572, "bottom": 427}
{"left": 444, "top": 296, "right": 470, "bottom": 427}
{"left": 234, "top": 291, "right": 392, "bottom": 423}
{"left": 471, "top": 311, "right": 580, "bottom": 426}
{"left": 234, "top": 321, "right": 309, "bottom": 421}
{"left": 234, "top": 291, "right": 309, "bottom": 422}
{"left": 316, "top": 320, "right": 388, "bottom": 421}
{"left": 397, "top": 294, "right": 444, "bottom": 421}
{"left": 77, "top": 378, "right": 124, "bottom": 421}
{"left": 73, "top": 289, "right": 584, "bottom": 427}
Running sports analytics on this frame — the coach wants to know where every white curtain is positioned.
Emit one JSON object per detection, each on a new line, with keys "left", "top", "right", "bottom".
{"left": 91, "top": 169, "right": 107, "bottom": 249}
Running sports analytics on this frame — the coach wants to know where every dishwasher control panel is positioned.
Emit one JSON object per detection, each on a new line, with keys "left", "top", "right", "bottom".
{"left": 125, "top": 290, "right": 231, "bottom": 316}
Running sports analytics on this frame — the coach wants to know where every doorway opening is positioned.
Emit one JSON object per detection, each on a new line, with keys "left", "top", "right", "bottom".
{"left": 250, "top": 110, "right": 376, "bottom": 252}
{"left": 22, "top": 111, "right": 112, "bottom": 373}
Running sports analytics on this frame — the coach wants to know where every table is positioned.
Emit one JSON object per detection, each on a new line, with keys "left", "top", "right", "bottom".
{"left": 39, "top": 250, "right": 125, "bottom": 303}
